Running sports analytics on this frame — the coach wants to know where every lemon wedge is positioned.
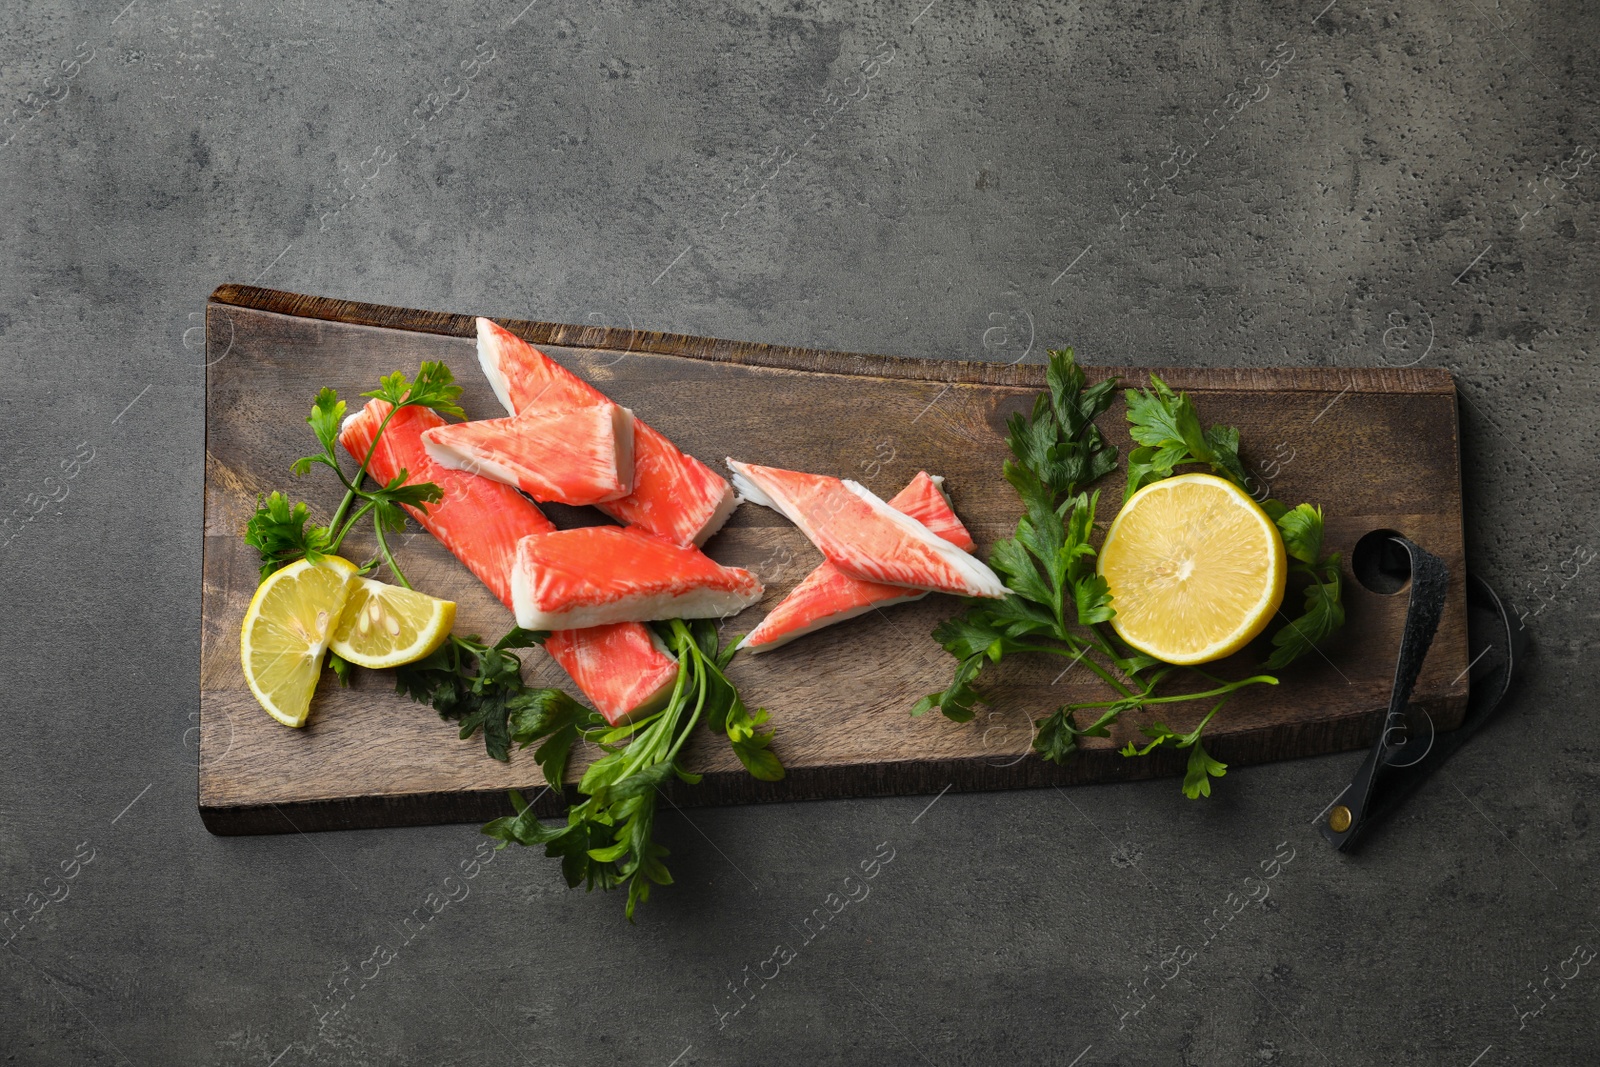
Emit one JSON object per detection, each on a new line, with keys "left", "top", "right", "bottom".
{"left": 329, "top": 578, "right": 456, "bottom": 669}
{"left": 240, "top": 556, "right": 359, "bottom": 727}
{"left": 1098, "top": 473, "right": 1286, "bottom": 665}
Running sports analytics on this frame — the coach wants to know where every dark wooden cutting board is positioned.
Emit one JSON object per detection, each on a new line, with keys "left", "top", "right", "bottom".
{"left": 199, "top": 285, "right": 1469, "bottom": 834}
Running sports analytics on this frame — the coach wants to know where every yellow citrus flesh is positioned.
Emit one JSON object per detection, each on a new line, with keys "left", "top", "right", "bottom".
{"left": 1098, "top": 473, "right": 1286, "bottom": 666}
{"left": 329, "top": 578, "right": 456, "bottom": 670}
{"left": 240, "top": 556, "right": 359, "bottom": 727}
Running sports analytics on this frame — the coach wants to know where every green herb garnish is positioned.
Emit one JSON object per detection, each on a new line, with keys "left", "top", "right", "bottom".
{"left": 242, "top": 363, "right": 463, "bottom": 581}
{"left": 394, "top": 626, "right": 557, "bottom": 762}
{"left": 485, "top": 619, "right": 783, "bottom": 921}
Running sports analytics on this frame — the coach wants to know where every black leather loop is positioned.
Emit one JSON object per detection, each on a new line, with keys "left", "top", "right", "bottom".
{"left": 1316, "top": 541, "right": 1517, "bottom": 851}
{"left": 1319, "top": 537, "right": 1448, "bottom": 849}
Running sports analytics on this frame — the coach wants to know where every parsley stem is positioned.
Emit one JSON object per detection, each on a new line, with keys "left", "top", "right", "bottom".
{"left": 1079, "top": 655, "right": 1135, "bottom": 697}
{"left": 663, "top": 627, "right": 707, "bottom": 766}
{"left": 1190, "top": 696, "right": 1226, "bottom": 735}
{"left": 321, "top": 488, "right": 359, "bottom": 543}
{"left": 325, "top": 498, "right": 376, "bottom": 552}
{"left": 1008, "top": 642, "right": 1134, "bottom": 697}
{"left": 373, "top": 520, "right": 412, "bottom": 589}
{"left": 316, "top": 449, "right": 362, "bottom": 501}
{"left": 326, "top": 399, "right": 410, "bottom": 533}
{"left": 1070, "top": 675, "right": 1277, "bottom": 711}
{"left": 1086, "top": 622, "right": 1127, "bottom": 671}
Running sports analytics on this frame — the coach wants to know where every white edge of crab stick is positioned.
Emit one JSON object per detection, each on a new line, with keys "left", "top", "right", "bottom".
{"left": 742, "top": 589, "right": 929, "bottom": 654}
{"left": 726, "top": 460, "right": 781, "bottom": 512}
{"left": 841, "top": 479, "right": 1008, "bottom": 599}
{"left": 511, "top": 582, "right": 762, "bottom": 631}
{"left": 476, "top": 316, "right": 519, "bottom": 416}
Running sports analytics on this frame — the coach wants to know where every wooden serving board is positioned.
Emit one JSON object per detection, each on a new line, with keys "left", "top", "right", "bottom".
{"left": 199, "top": 285, "right": 1469, "bottom": 834}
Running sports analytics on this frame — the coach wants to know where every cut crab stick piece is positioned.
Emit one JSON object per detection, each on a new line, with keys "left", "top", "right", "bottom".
{"left": 340, "top": 400, "right": 678, "bottom": 724}
{"left": 477, "top": 317, "right": 736, "bottom": 546}
{"left": 340, "top": 399, "right": 555, "bottom": 606}
{"left": 421, "top": 402, "right": 635, "bottom": 506}
{"left": 544, "top": 623, "right": 680, "bottom": 726}
{"left": 743, "top": 472, "right": 976, "bottom": 653}
{"left": 726, "top": 459, "right": 1007, "bottom": 599}
{"left": 889, "top": 472, "right": 977, "bottom": 554}
{"left": 511, "top": 526, "right": 763, "bottom": 630}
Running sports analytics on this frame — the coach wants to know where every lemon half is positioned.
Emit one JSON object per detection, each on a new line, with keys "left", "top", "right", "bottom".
{"left": 329, "top": 578, "right": 456, "bottom": 669}
{"left": 241, "top": 556, "right": 359, "bottom": 727}
{"left": 1098, "top": 473, "right": 1286, "bottom": 666}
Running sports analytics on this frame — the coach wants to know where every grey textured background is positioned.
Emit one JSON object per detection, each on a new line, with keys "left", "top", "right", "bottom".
{"left": 2, "top": 0, "right": 1596, "bottom": 1064}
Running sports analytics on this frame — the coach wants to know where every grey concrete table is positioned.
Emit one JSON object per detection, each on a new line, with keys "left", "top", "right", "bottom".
{"left": 2, "top": 1, "right": 1595, "bottom": 1064}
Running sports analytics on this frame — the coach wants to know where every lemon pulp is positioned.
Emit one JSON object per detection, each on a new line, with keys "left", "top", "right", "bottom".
{"left": 240, "top": 556, "right": 359, "bottom": 727}
{"left": 329, "top": 578, "right": 456, "bottom": 669}
{"left": 1098, "top": 473, "right": 1286, "bottom": 665}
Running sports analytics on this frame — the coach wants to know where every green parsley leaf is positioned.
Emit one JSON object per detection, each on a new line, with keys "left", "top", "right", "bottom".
{"left": 1122, "top": 374, "right": 1249, "bottom": 499}
{"left": 913, "top": 650, "right": 985, "bottom": 723}
{"left": 1063, "top": 497, "right": 1099, "bottom": 580}
{"left": 1258, "top": 503, "right": 1344, "bottom": 670}
{"left": 361, "top": 360, "right": 466, "bottom": 419}
{"left": 497, "top": 626, "right": 550, "bottom": 650}
{"left": 1074, "top": 572, "right": 1116, "bottom": 626}
{"left": 368, "top": 470, "right": 444, "bottom": 533}
{"left": 1048, "top": 348, "right": 1120, "bottom": 441}
{"left": 508, "top": 687, "right": 593, "bottom": 791}
{"left": 724, "top": 703, "right": 783, "bottom": 781}
{"left": 979, "top": 593, "right": 1059, "bottom": 640}
{"left": 1275, "top": 503, "right": 1325, "bottom": 566}
{"left": 1005, "top": 349, "right": 1118, "bottom": 500}
{"left": 307, "top": 387, "right": 347, "bottom": 455}
{"left": 1184, "top": 742, "right": 1228, "bottom": 799}
{"left": 1124, "top": 373, "right": 1189, "bottom": 446}
{"left": 326, "top": 650, "right": 353, "bottom": 688}
{"left": 1116, "top": 698, "right": 1230, "bottom": 799}
{"left": 930, "top": 612, "right": 1010, "bottom": 662}
{"left": 1033, "top": 696, "right": 1146, "bottom": 763}
{"left": 1109, "top": 647, "right": 1162, "bottom": 677}
{"left": 242, "top": 491, "right": 331, "bottom": 578}
{"left": 394, "top": 630, "right": 578, "bottom": 763}
{"left": 1262, "top": 567, "right": 1344, "bottom": 671}
{"left": 290, "top": 389, "right": 349, "bottom": 480}
{"left": 989, "top": 527, "right": 1056, "bottom": 614}
{"left": 1202, "top": 425, "right": 1250, "bottom": 487}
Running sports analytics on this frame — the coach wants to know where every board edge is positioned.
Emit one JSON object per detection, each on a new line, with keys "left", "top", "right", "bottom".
{"left": 197, "top": 694, "right": 1469, "bottom": 835}
{"left": 207, "top": 284, "right": 1457, "bottom": 395}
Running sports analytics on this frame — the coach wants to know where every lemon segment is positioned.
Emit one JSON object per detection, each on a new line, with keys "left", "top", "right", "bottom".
{"left": 329, "top": 578, "right": 456, "bottom": 670}
{"left": 1098, "top": 473, "right": 1286, "bottom": 666}
{"left": 240, "top": 556, "right": 359, "bottom": 727}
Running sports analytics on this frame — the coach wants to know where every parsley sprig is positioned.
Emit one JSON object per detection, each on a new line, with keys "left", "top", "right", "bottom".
{"left": 242, "top": 363, "right": 464, "bottom": 581}
{"left": 394, "top": 627, "right": 559, "bottom": 762}
{"left": 916, "top": 351, "right": 1345, "bottom": 798}
{"left": 484, "top": 620, "right": 783, "bottom": 921}
{"left": 1259, "top": 502, "right": 1344, "bottom": 670}
{"left": 911, "top": 350, "right": 1124, "bottom": 724}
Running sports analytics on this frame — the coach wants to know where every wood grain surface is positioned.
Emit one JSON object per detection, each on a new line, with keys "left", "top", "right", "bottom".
{"left": 199, "top": 285, "right": 1469, "bottom": 835}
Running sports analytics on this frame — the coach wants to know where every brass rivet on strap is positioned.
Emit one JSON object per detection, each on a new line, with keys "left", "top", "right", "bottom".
{"left": 1329, "top": 805, "right": 1353, "bottom": 833}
